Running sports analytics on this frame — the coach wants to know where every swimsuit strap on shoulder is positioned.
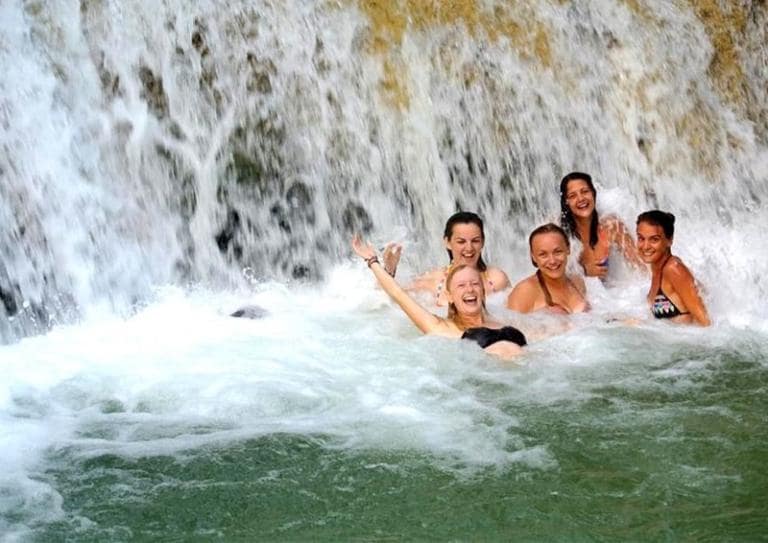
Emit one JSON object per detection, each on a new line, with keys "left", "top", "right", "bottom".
{"left": 536, "top": 269, "right": 555, "bottom": 307}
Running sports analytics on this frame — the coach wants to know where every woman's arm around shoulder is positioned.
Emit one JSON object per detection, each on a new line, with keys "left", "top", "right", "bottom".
{"left": 665, "top": 257, "right": 711, "bottom": 326}
{"left": 486, "top": 266, "right": 511, "bottom": 291}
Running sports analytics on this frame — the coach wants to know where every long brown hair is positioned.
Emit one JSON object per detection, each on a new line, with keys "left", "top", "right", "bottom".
{"left": 559, "top": 172, "right": 600, "bottom": 248}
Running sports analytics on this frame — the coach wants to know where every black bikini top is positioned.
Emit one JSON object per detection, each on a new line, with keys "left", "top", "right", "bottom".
{"left": 652, "top": 289, "right": 689, "bottom": 319}
{"left": 651, "top": 256, "right": 690, "bottom": 319}
{"left": 461, "top": 326, "right": 527, "bottom": 348}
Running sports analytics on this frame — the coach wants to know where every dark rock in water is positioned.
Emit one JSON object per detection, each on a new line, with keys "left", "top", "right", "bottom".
{"left": 215, "top": 209, "right": 243, "bottom": 260}
{"left": 0, "top": 284, "right": 18, "bottom": 315}
{"left": 138, "top": 65, "right": 169, "bottom": 119}
{"left": 230, "top": 305, "right": 268, "bottom": 319}
{"left": 291, "top": 263, "right": 313, "bottom": 280}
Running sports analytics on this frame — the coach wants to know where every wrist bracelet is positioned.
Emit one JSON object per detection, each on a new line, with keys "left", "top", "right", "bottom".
{"left": 365, "top": 255, "right": 379, "bottom": 267}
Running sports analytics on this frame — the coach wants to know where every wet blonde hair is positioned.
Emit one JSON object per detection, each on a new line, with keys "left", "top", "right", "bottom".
{"left": 445, "top": 264, "right": 486, "bottom": 322}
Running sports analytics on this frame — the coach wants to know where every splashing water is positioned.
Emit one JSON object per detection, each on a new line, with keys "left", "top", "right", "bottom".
{"left": 1, "top": 0, "right": 767, "bottom": 539}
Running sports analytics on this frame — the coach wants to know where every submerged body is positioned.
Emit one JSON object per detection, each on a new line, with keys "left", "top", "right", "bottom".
{"left": 353, "top": 236, "right": 524, "bottom": 359}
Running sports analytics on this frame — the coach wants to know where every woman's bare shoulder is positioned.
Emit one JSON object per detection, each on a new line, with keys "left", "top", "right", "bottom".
{"left": 410, "top": 267, "right": 446, "bottom": 289}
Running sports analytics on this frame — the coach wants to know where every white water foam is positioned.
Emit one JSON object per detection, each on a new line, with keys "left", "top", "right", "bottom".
{"left": 2, "top": 262, "right": 766, "bottom": 536}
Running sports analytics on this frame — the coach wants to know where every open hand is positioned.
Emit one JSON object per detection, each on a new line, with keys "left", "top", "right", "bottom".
{"left": 382, "top": 243, "right": 402, "bottom": 277}
{"left": 351, "top": 235, "right": 376, "bottom": 261}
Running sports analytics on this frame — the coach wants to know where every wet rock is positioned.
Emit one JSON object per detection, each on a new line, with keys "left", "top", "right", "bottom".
{"left": 215, "top": 209, "right": 242, "bottom": 258}
{"left": 138, "top": 65, "right": 169, "bottom": 119}
{"left": 291, "top": 263, "right": 315, "bottom": 280}
{"left": 228, "top": 151, "right": 268, "bottom": 190}
{"left": 269, "top": 203, "right": 291, "bottom": 233}
{"left": 286, "top": 182, "right": 312, "bottom": 209}
{"left": 0, "top": 284, "right": 18, "bottom": 315}
{"left": 246, "top": 52, "right": 275, "bottom": 94}
{"left": 285, "top": 182, "right": 316, "bottom": 225}
{"left": 342, "top": 201, "right": 373, "bottom": 235}
{"left": 230, "top": 305, "right": 268, "bottom": 319}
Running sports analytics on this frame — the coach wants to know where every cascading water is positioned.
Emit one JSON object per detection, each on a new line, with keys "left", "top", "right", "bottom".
{"left": 1, "top": 1, "right": 767, "bottom": 540}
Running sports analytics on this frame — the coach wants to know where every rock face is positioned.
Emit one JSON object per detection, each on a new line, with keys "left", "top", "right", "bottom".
{"left": 2, "top": 1, "right": 767, "bottom": 344}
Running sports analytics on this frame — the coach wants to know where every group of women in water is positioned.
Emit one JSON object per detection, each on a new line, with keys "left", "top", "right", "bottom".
{"left": 351, "top": 171, "right": 711, "bottom": 360}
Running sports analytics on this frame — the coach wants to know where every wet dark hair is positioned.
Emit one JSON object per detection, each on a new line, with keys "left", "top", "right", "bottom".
{"left": 637, "top": 210, "right": 675, "bottom": 239}
{"left": 528, "top": 223, "right": 569, "bottom": 267}
{"left": 559, "top": 172, "right": 599, "bottom": 249}
{"left": 443, "top": 211, "right": 487, "bottom": 271}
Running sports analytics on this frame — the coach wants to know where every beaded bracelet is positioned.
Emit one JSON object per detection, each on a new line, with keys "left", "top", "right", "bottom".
{"left": 365, "top": 255, "right": 379, "bottom": 267}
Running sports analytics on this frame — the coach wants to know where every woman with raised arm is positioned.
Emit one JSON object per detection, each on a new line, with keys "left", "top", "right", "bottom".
{"left": 352, "top": 236, "right": 525, "bottom": 360}
{"left": 559, "top": 171, "right": 645, "bottom": 279}
{"left": 506, "top": 223, "right": 589, "bottom": 314}
{"left": 636, "top": 211, "right": 710, "bottom": 326}
{"left": 382, "top": 212, "right": 510, "bottom": 306}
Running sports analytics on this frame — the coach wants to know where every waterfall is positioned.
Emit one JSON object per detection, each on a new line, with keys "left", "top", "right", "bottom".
{"left": 2, "top": 0, "right": 767, "bottom": 342}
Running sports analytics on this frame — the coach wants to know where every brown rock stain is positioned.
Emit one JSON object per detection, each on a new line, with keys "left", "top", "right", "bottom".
{"left": 687, "top": 0, "right": 749, "bottom": 107}
{"left": 674, "top": 97, "right": 723, "bottom": 177}
{"left": 620, "top": 0, "right": 655, "bottom": 22}
{"left": 354, "top": 0, "right": 554, "bottom": 109}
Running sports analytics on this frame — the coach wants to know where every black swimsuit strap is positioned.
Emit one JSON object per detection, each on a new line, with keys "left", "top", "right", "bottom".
{"left": 655, "top": 253, "right": 673, "bottom": 293}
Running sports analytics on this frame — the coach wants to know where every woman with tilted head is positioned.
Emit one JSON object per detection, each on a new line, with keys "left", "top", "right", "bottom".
{"left": 559, "top": 172, "right": 645, "bottom": 279}
{"left": 636, "top": 210, "right": 710, "bottom": 326}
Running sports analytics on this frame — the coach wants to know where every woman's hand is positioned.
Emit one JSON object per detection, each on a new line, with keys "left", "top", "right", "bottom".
{"left": 581, "top": 257, "right": 608, "bottom": 279}
{"left": 352, "top": 236, "right": 377, "bottom": 261}
{"left": 382, "top": 243, "right": 402, "bottom": 277}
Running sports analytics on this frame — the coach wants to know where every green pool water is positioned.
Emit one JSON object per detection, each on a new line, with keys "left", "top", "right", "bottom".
{"left": 30, "top": 343, "right": 768, "bottom": 541}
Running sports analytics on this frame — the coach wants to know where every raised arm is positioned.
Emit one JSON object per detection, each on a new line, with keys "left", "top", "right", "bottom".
{"left": 352, "top": 237, "right": 446, "bottom": 334}
{"left": 666, "top": 259, "right": 711, "bottom": 326}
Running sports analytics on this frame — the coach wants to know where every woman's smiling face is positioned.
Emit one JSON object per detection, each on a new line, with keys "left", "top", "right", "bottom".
{"left": 444, "top": 222, "right": 484, "bottom": 267}
{"left": 636, "top": 221, "right": 672, "bottom": 265}
{"left": 530, "top": 231, "right": 569, "bottom": 279}
{"left": 446, "top": 266, "right": 485, "bottom": 316}
{"left": 564, "top": 178, "right": 596, "bottom": 219}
